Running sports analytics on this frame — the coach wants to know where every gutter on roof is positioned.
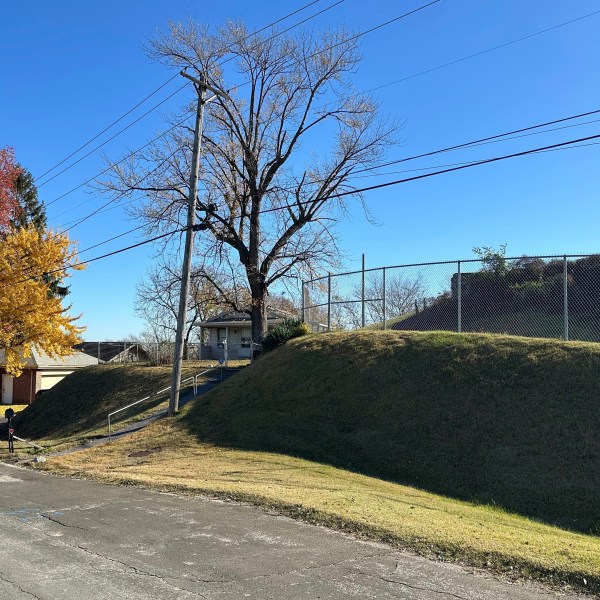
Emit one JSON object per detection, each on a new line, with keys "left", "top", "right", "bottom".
{"left": 197, "top": 320, "right": 285, "bottom": 328}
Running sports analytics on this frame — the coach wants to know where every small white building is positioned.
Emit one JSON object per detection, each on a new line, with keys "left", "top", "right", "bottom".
{"left": 198, "top": 308, "right": 296, "bottom": 360}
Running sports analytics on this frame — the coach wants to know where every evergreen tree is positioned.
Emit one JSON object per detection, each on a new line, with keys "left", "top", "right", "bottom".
{"left": 11, "top": 167, "right": 47, "bottom": 230}
{"left": 12, "top": 165, "right": 69, "bottom": 298}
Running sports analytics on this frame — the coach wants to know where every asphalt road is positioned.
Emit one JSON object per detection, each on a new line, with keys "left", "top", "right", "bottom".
{"left": 0, "top": 463, "right": 584, "bottom": 600}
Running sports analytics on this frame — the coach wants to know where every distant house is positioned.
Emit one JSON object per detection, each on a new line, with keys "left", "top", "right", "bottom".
{"left": 198, "top": 308, "right": 296, "bottom": 360}
{"left": 0, "top": 348, "right": 98, "bottom": 405}
{"left": 75, "top": 342, "right": 150, "bottom": 364}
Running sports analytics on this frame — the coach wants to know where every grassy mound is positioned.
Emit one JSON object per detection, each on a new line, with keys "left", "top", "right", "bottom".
{"left": 184, "top": 330, "right": 600, "bottom": 533}
{"left": 13, "top": 364, "right": 190, "bottom": 440}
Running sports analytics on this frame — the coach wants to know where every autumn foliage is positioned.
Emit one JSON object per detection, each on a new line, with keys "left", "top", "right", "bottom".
{"left": 0, "top": 226, "right": 85, "bottom": 376}
{"left": 0, "top": 146, "right": 22, "bottom": 231}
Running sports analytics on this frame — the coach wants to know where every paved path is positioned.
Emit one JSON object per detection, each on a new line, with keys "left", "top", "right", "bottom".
{"left": 0, "top": 463, "right": 584, "bottom": 600}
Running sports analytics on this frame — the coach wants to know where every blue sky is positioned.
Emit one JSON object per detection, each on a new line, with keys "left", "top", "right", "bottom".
{"left": 2, "top": 0, "right": 599, "bottom": 339}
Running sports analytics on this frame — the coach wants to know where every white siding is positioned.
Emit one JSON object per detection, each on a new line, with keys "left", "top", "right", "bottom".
{"left": 40, "top": 370, "right": 75, "bottom": 390}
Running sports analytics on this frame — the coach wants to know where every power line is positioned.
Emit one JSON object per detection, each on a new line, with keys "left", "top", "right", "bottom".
{"left": 350, "top": 109, "right": 600, "bottom": 177}
{"left": 65, "top": 146, "right": 182, "bottom": 231}
{"left": 39, "top": 5, "right": 596, "bottom": 204}
{"left": 368, "top": 8, "right": 600, "bottom": 92}
{"left": 341, "top": 139, "right": 600, "bottom": 181}
{"left": 215, "top": 1, "right": 346, "bottom": 69}
{"left": 54, "top": 106, "right": 600, "bottom": 231}
{"left": 19, "top": 227, "right": 187, "bottom": 284}
{"left": 255, "top": 107, "right": 600, "bottom": 194}
{"left": 36, "top": 1, "right": 333, "bottom": 190}
{"left": 47, "top": 3, "right": 592, "bottom": 230}
{"left": 30, "top": 130, "right": 600, "bottom": 284}
{"left": 46, "top": 1, "right": 442, "bottom": 220}
{"left": 81, "top": 228, "right": 184, "bottom": 265}
{"left": 227, "top": 0, "right": 443, "bottom": 97}
{"left": 255, "top": 132, "right": 600, "bottom": 214}
{"left": 45, "top": 115, "right": 192, "bottom": 208}
{"left": 61, "top": 131, "right": 600, "bottom": 235}
{"left": 37, "top": 85, "right": 187, "bottom": 189}
{"left": 35, "top": 73, "right": 182, "bottom": 182}
{"left": 77, "top": 224, "right": 147, "bottom": 255}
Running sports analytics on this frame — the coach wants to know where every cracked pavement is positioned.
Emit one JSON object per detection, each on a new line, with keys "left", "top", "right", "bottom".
{"left": 0, "top": 463, "right": 585, "bottom": 599}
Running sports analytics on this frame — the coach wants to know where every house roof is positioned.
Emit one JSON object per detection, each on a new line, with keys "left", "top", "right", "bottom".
{"left": 198, "top": 307, "right": 297, "bottom": 327}
{"left": 0, "top": 347, "right": 98, "bottom": 369}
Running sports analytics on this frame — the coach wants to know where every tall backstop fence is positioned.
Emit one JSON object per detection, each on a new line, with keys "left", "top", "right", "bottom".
{"left": 302, "top": 254, "right": 600, "bottom": 342}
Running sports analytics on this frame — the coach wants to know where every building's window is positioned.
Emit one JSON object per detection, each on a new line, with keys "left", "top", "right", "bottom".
{"left": 241, "top": 337, "right": 250, "bottom": 348}
{"left": 217, "top": 328, "right": 226, "bottom": 341}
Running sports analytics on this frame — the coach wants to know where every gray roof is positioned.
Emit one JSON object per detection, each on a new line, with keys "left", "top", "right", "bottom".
{"left": 198, "top": 307, "right": 296, "bottom": 327}
{"left": 0, "top": 347, "right": 98, "bottom": 369}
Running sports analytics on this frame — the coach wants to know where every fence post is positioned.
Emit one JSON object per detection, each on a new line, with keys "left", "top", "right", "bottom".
{"left": 563, "top": 255, "right": 569, "bottom": 341}
{"left": 457, "top": 260, "right": 462, "bottom": 333}
{"left": 327, "top": 272, "right": 332, "bottom": 331}
{"left": 361, "top": 254, "right": 366, "bottom": 328}
{"left": 382, "top": 267, "right": 387, "bottom": 330}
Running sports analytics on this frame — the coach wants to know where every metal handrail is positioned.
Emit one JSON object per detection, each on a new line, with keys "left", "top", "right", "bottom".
{"left": 194, "top": 366, "right": 219, "bottom": 389}
{"left": 107, "top": 366, "right": 218, "bottom": 440}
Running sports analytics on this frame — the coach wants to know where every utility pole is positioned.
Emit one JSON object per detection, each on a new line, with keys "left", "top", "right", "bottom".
{"left": 168, "top": 70, "right": 229, "bottom": 416}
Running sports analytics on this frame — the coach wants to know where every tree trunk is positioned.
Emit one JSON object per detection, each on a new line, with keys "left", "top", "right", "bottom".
{"left": 249, "top": 275, "right": 268, "bottom": 346}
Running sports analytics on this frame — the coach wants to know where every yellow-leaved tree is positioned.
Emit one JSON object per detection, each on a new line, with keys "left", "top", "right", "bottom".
{"left": 0, "top": 226, "right": 84, "bottom": 376}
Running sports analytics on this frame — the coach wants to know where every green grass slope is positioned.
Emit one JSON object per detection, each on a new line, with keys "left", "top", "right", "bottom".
{"left": 14, "top": 364, "right": 181, "bottom": 440}
{"left": 184, "top": 330, "right": 600, "bottom": 533}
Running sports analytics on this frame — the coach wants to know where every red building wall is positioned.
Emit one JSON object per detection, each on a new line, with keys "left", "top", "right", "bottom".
{"left": 0, "top": 369, "right": 38, "bottom": 404}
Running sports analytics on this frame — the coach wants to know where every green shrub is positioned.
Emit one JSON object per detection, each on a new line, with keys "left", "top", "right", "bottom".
{"left": 262, "top": 318, "right": 309, "bottom": 353}
{"left": 291, "top": 321, "right": 311, "bottom": 337}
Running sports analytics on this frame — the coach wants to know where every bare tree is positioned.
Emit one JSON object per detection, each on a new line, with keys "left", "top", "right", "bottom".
{"left": 101, "top": 20, "right": 397, "bottom": 343}
{"left": 329, "top": 271, "right": 425, "bottom": 329}
{"left": 135, "top": 258, "right": 225, "bottom": 353}
{"left": 365, "top": 271, "right": 425, "bottom": 324}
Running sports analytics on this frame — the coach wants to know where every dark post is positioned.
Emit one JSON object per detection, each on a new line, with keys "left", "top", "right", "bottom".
{"left": 327, "top": 272, "right": 332, "bottom": 332}
{"left": 5, "top": 408, "right": 15, "bottom": 453}
{"left": 382, "top": 267, "right": 387, "bottom": 330}
{"left": 457, "top": 260, "right": 462, "bottom": 333}
{"left": 563, "top": 255, "right": 569, "bottom": 341}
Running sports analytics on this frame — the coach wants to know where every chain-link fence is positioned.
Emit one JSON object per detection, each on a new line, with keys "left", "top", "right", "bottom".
{"left": 302, "top": 254, "right": 600, "bottom": 342}
{"left": 75, "top": 342, "right": 207, "bottom": 365}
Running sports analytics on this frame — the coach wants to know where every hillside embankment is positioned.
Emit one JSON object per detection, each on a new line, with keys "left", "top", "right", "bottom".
{"left": 183, "top": 330, "right": 600, "bottom": 534}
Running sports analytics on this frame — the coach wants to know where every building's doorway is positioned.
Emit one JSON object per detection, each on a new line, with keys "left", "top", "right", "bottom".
{"left": 2, "top": 374, "right": 14, "bottom": 404}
